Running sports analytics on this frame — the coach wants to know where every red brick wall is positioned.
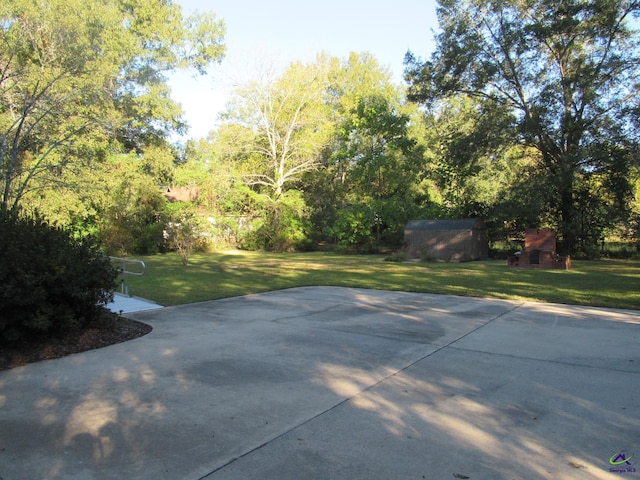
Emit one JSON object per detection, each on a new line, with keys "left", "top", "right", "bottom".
{"left": 525, "top": 228, "right": 556, "bottom": 252}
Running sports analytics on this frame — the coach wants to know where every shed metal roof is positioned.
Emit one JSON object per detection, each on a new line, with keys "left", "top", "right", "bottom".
{"left": 405, "top": 218, "right": 484, "bottom": 231}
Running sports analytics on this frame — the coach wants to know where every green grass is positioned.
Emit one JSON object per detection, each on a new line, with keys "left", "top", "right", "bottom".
{"left": 119, "top": 251, "right": 640, "bottom": 310}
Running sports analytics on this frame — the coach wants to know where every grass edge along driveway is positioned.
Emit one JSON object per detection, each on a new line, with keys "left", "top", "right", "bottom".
{"left": 120, "top": 251, "right": 640, "bottom": 311}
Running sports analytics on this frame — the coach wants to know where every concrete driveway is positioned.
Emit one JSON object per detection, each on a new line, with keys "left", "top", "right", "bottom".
{"left": 1, "top": 287, "right": 639, "bottom": 479}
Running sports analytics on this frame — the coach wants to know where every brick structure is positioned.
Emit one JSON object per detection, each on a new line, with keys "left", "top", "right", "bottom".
{"left": 507, "top": 228, "right": 571, "bottom": 269}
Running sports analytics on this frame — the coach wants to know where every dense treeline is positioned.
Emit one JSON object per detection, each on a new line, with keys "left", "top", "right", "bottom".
{"left": 2, "top": 0, "right": 639, "bottom": 260}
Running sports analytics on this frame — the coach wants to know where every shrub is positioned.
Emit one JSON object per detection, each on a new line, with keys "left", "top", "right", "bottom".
{"left": 0, "top": 209, "right": 118, "bottom": 342}
{"left": 419, "top": 253, "right": 438, "bottom": 263}
{"left": 241, "top": 192, "right": 312, "bottom": 252}
{"left": 332, "top": 205, "right": 376, "bottom": 252}
{"left": 384, "top": 251, "right": 408, "bottom": 262}
{"left": 164, "top": 202, "right": 210, "bottom": 266}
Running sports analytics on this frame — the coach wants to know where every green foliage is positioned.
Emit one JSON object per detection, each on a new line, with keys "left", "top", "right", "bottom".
{"left": 97, "top": 155, "right": 168, "bottom": 255}
{"left": 405, "top": 0, "right": 640, "bottom": 253}
{"left": 326, "top": 90, "right": 425, "bottom": 251}
{"left": 0, "top": 0, "right": 226, "bottom": 210}
{"left": 0, "top": 209, "right": 118, "bottom": 342}
{"left": 420, "top": 96, "right": 521, "bottom": 217}
{"left": 164, "top": 202, "right": 210, "bottom": 265}
{"left": 333, "top": 204, "right": 377, "bottom": 252}
{"left": 221, "top": 54, "right": 334, "bottom": 199}
{"left": 419, "top": 253, "right": 438, "bottom": 263}
{"left": 201, "top": 53, "right": 435, "bottom": 252}
{"left": 207, "top": 56, "right": 341, "bottom": 251}
{"left": 598, "top": 240, "right": 640, "bottom": 260}
{"left": 6, "top": 0, "right": 637, "bottom": 261}
{"left": 242, "top": 191, "right": 312, "bottom": 252}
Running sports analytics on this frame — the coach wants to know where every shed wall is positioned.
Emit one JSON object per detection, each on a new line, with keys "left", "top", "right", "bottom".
{"left": 405, "top": 227, "right": 488, "bottom": 260}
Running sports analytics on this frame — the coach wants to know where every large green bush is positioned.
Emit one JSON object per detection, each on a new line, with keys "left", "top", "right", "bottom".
{"left": 0, "top": 209, "right": 118, "bottom": 342}
{"left": 242, "top": 192, "right": 313, "bottom": 252}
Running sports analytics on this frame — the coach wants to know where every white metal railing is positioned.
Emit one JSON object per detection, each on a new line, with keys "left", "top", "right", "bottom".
{"left": 109, "top": 256, "right": 146, "bottom": 295}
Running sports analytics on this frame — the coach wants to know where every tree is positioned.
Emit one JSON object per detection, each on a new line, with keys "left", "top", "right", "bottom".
{"left": 164, "top": 202, "right": 208, "bottom": 266}
{"left": 330, "top": 94, "right": 422, "bottom": 249}
{"left": 0, "top": 0, "right": 225, "bottom": 211}
{"left": 214, "top": 55, "right": 336, "bottom": 250}
{"left": 405, "top": 0, "right": 640, "bottom": 253}
{"left": 96, "top": 153, "right": 168, "bottom": 255}
{"left": 313, "top": 53, "right": 425, "bottom": 250}
{"left": 222, "top": 55, "right": 335, "bottom": 199}
{"left": 420, "top": 95, "right": 523, "bottom": 218}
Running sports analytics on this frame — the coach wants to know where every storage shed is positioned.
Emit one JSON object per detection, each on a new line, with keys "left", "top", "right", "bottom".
{"left": 404, "top": 218, "right": 488, "bottom": 261}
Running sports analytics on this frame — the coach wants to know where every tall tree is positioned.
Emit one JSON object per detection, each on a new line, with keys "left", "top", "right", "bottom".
{"left": 421, "top": 95, "right": 520, "bottom": 217}
{"left": 405, "top": 0, "right": 640, "bottom": 252}
{"left": 222, "top": 55, "right": 335, "bottom": 199}
{"left": 0, "top": 0, "right": 225, "bottom": 211}
{"left": 214, "top": 55, "right": 337, "bottom": 251}
{"left": 330, "top": 94, "right": 422, "bottom": 249}
{"left": 310, "top": 53, "right": 425, "bottom": 250}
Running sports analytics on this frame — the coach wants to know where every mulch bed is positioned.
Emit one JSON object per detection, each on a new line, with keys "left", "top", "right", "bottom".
{"left": 0, "top": 311, "right": 152, "bottom": 371}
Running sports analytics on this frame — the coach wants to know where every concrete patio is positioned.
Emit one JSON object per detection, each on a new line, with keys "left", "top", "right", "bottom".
{"left": 1, "top": 287, "right": 639, "bottom": 479}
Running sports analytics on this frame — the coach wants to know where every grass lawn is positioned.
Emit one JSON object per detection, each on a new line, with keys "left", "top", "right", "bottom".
{"left": 119, "top": 251, "right": 640, "bottom": 311}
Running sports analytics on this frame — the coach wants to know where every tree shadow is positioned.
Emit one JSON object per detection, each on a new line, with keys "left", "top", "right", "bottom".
{"left": 0, "top": 287, "right": 638, "bottom": 479}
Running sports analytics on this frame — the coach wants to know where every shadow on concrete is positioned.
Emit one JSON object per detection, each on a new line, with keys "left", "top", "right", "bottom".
{"left": 1, "top": 287, "right": 638, "bottom": 479}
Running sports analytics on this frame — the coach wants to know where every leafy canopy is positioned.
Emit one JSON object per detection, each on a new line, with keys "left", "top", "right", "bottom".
{"left": 405, "top": 0, "right": 640, "bottom": 252}
{"left": 0, "top": 0, "right": 225, "bottom": 210}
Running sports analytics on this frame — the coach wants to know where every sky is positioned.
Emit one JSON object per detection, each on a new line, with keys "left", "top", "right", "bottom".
{"left": 168, "top": 0, "right": 440, "bottom": 139}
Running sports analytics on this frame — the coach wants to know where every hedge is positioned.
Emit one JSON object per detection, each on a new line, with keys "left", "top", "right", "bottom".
{"left": 0, "top": 209, "right": 118, "bottom": 342}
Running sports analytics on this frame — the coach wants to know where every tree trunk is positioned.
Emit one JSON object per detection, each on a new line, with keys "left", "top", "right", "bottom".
{"left": 558, "top": 169, "right": 576, "bottom": 255}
